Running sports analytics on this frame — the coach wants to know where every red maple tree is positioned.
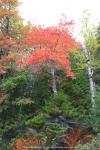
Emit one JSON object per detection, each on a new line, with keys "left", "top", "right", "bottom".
{"left": 18, "top": 19, "right": 80, "bottom": 78}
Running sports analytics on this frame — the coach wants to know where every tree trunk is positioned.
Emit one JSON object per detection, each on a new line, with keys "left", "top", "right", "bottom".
{"left": 81, "top": 42, "right": 95, "bottom": 108}
{"left": 51, "top": 68, "right": 57, "bottom": 96}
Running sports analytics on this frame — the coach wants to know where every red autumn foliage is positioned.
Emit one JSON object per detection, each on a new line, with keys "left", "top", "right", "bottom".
{"left": 18, "top": 20, "right": 80, "bottom": 78}
{"left": 11, "top": 137, "right": 43, "bottom": 150}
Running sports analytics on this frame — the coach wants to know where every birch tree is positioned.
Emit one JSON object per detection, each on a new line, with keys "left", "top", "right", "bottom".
{"left": 80, "top": 10, "right": 98, "bottom": 107}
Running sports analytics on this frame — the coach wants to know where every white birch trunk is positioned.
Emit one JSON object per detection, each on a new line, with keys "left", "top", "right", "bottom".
{"left": 81, "top": 41, "right": 95, "bottom": 108}
{"left": 51, "top": 68, "right": 57, "bottom": 96}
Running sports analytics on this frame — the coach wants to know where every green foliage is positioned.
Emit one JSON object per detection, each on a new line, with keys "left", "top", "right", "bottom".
{"left": 30, "top": 71, "right": 51, "bottom": 104}
{"left": 42, "top": 122, "right": 67, "bottom": 147}
{"left": 1, "top": 72, "right": 30, "bottom": 97}
{"left": 25, "top": 113, "right": 50, "bottom": 128}
{"left": 43, "top": 91, "right": 77, "bottom": 117}
{"left": 0, "top": 137, "right": 9, "bottom": 150}
{"left": 94, "top": 24, "right": 100, "bottom": 85}
{"left": 44, "top": 122, "right": 67, "bottom": 136}
{"left": 95, "top": 23, "right": 100, "bottom": 60}
{"left": 1, "top": 70, "right": 51, "bottom": 103}
{"left": 94, "top": 68, "right": 100, "bottom": 85}
{"left": 57, "top": 70, "right": 90, "bottom": 117}
{"left": 0, "top": 70, "right": 51, "bottom": 113}
{"left": 76, "top": 135, "right": 100, "bottom": 150}
{"left": 82, "top": 86, "right": 100, "bottom": 131}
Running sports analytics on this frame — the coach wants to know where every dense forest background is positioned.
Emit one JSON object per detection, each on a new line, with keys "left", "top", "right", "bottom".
{"left": 0, "top": 0, "right": 100, "bottom": 149}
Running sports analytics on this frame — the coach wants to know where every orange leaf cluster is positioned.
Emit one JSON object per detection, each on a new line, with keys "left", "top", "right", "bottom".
{"left": 0, "top": 10, "right": 14, "bottom": 17}
{"left": 11, "top": 137, "right": 43, "bottom": 150}
{"left": 0, "top": 36, "right": 16, "bottom": 48}
{"left": 65, "top": 128, "right": 81, "bottom": 150}
{"left": 64, "top": 128, "right": 92, "bottom": 150}
{"left": 0, "top": 51, "right": 15, "bottom": 74}
{"left": 6, "top": 52, "right": 15, "bottom": 61}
